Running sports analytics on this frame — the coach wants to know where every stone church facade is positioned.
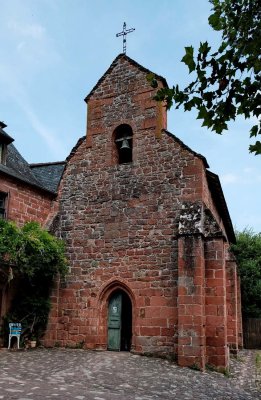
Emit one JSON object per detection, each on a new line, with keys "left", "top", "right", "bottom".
{"left": 0, "top": 54, "right": 242, "bottom": 370}
{"left": 43, "top": 54, "right": 242, "bottom": 370}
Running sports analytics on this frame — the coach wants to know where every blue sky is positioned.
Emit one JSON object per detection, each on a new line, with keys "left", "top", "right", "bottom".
{"left": 0, "top": 0, "right": 260, "bottom": 233}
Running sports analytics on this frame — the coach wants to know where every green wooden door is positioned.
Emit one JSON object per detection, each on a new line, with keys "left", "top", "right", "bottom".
{"left": 108, "top": 292, "right": 122, "bottom": 350}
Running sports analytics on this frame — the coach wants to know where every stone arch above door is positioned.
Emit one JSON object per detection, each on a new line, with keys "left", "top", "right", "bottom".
{"left": 97, "top": 279, "right": 136, "bottom": 351}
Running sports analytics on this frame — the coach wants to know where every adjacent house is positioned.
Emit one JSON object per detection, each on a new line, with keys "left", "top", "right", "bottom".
{"left": 0, "top": 120, "right": 65, "bottom": 338}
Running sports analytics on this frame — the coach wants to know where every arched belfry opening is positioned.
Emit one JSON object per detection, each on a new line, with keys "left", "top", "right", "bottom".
{"left": 107, "top": 289, "right": 132, "bottom": 351}
{"left": 114, "top": 124, "right": 133, "bottom": 164}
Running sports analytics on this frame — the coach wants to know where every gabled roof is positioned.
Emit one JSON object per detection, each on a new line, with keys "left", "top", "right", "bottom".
{"left": 0, "top": 142, "right": 64, "bottom": 195}
{"left": 85, "top": 53, "right": 168, "bottom": 102}
{"left": 2, "top": 143, "right": 45, "bottom": 188}
{"left": 30, "top": 162, "right": 66, "bottom": 193}
{"left": 0, "top": 122, "right": 65, "bottom": 195}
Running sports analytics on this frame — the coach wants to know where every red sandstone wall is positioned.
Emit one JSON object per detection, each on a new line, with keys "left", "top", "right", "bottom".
{"left": 205, "top": 238, "right": 228, "bottom": 368}
{"left": 177, "top": 236, "right": 206, "bottom": 369}
{"left": 44, "top": 57, "right": 239, "bottom": 370}
{"left": 0, "top": 175, "right": 53, "bottom": 226}
{"left": 45, "top": 132, "right": 184, "bottom": 354}
{"left": 44, "top": 57, "right": 208, "bottom": 355}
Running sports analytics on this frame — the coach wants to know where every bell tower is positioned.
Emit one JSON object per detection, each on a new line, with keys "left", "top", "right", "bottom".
{"left": 84, "top": 54, "right": 168, "bottom": 165}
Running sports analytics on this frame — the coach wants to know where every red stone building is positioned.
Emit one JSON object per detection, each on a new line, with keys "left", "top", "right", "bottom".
{"left": 43, "top": 54, "right": 242, "bottom": 370}
{"left": 0, "top": 54, "right": 242, "bottom": 370}
{"left": 0, "top": 121, "right": 65, "bottom": 331}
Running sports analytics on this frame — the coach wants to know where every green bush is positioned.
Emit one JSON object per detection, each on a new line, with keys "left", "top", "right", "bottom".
{"left": 0, "top": 220, "right": 68, "bottom": 344}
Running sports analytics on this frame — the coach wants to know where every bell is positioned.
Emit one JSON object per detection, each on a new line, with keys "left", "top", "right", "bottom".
{"left": 120, "top": 138, "right": 130, "bottom": 150}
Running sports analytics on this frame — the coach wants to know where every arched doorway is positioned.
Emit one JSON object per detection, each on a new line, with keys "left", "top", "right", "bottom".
{"left": 107, "top": 289, "right": 132, "bottom": 351}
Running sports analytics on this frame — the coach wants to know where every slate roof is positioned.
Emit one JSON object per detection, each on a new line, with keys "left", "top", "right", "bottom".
{"left": 0, "top": 122, "right": 65, "bottom": 194}
{"left": 85, "top": 53, "right": 168, "bottom": 102}
{"left": 30, "top": 162, "right": 66, "bottom": 193}
{"left": 0, "top": 142, "right": 64, "bottom": 195}
{"left": 2, "top": 143, "right": 45, "bottom": 188}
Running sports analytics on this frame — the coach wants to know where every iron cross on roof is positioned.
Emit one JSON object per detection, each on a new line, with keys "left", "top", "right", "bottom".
{"left": 116, "top": 22, "right": 135, "bottom": 54}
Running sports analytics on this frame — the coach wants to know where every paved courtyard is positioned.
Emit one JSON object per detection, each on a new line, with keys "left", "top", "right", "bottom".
{"left": 0, "top": 348, "right": 260, "bottom": 399}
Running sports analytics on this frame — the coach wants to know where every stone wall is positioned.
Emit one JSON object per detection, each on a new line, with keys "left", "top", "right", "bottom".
{"left": 44, "top": 56, "right": 208, "bottom": 356}
{"left": 43, "top": 55, "right": 241, "bottom": 371}
{"left": 0, "top": 174, "right": 53, "bottom": 226}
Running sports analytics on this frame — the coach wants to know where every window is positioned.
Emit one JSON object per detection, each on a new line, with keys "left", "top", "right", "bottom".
{"left": 114, "top": 124, "right": 133, "bottom": 164}
{"left": 0, "top": 192, "right": 7, "bottom": 219}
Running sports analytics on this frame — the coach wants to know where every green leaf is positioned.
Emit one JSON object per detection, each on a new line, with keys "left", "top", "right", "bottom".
{"left": 208, "top": 12, "right": 222, "bottom": 30}
{"left": 184, "top": 99, "right": 195, "bottom": 111}
{"left": 197, "top": 68, "right": 206, "bottom": 80}
{"left": 197, "top": 106, "right": 208, "bottom": 120}
{"left": 218, "top": 41, "right": 228, "bottom": 52}
{"left": 192, "top": 96, "right": 202, "bottom": 106}
{"left": 254, "top": 60, "right": 261, "bottom": 74}
{"left": 250, "top": 125, "right": 259, "bottom": 138}
{"left": 153, "top": 0, "right": 261, "bottom": 155}
{"left": 249, "top": 141, "right": 261, "bottom": 155}
{"left": 181, "top": 46, "right": 196, "bottom": 73}
{"left": 198, "top": 41, "right": 211, "bottom": 56}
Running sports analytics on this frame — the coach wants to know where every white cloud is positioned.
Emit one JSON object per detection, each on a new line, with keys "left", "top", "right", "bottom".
{"left": 220, "top": 173, "right": 238, "bottom": 184}
{"left": 21, "top": 105, "right": 66, "bottom": 159}
{"left": 1, "top": 9, "right": 61, "bottom": 73}
{"left": 0, "top": 63, "right": 66, "bottom": 159}
{"left": 221, "top": 168, "right": 261, "bottom": 186}
{"left": 8, "top": 20, "right": 45, "bottom": 39}
{"left": 13, "top": 90, "right": 67, "bottom": 159}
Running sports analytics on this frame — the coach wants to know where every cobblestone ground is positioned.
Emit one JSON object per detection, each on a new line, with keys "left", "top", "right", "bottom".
{"left": 0, "top": 348, "right": 260, "bottom": 400}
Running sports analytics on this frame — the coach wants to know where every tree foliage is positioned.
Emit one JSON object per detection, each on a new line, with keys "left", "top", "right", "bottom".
{"left": 0, "top": 219, "right": 68, "bottom": 278}
{"left": 0, "top": 220, "right": 68, "bottom": 342}
{"left": 231, "top": 229, "right": 261, "bottom": 318}
{"left": 149, "top": 0, "right": 261, "bottom": 154}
